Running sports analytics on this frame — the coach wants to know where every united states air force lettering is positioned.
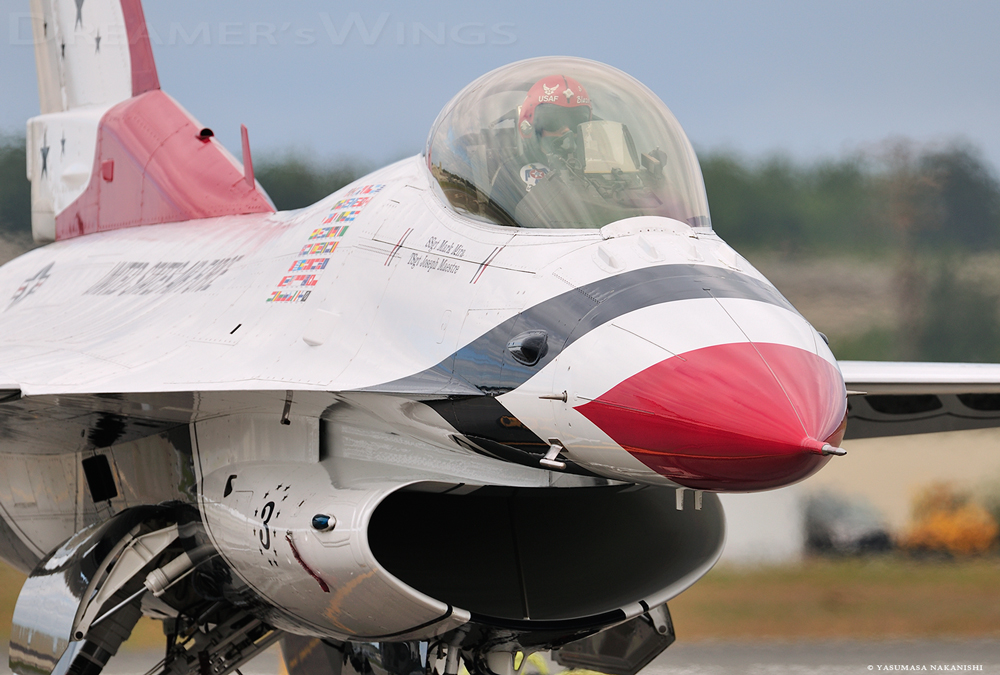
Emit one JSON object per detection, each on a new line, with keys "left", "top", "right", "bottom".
{"left": 85, "top": 257, "right": 243, "bottom": 296}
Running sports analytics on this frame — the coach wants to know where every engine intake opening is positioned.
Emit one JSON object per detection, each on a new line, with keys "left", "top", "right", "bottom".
{"left": 368, "top": 484, "right": 724, "bottom": 625}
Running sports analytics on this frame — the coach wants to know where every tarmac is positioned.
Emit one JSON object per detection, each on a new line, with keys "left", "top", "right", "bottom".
{"left": 647, "top": 639, "right": 1000, "bottom": 674}
{"left": 3, "top": 639, "right": 999, "bottom": 675}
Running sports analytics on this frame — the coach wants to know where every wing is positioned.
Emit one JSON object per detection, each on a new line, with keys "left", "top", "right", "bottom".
{"left": 841, "top": 360, "right": 1000, "bottom": 439}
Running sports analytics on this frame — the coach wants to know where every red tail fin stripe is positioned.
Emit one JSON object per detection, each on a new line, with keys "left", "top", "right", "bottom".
{"left": 121, "top": 0, "right": 160, "bottom": 96}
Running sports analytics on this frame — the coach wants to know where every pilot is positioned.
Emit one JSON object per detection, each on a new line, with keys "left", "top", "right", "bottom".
{"left": 490, "top": 76, "right": 593, "bottom": 218}
{"left": 517, "top": 75, "right": 593, "bottom": 181}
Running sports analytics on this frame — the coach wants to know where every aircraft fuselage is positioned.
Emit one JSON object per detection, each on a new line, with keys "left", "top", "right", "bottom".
{"left": 1, "top": 154, "right": 846, "bottom": 497}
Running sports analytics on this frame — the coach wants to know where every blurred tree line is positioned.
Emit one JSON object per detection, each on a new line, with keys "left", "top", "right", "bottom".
{"left": 253, "top": 153, "right": 367, "bottom": 213}
{"left": 2, "top": 135, "right": 1000, "bottom": 362}
{"left": 704, "top": 141, "right": 1000, "bottom": 254}
{"left": 0, "top": 135, "right": 31, "bottom": 243}
{"left": 701, "top": 141, "right": 1000, "bottom": 362}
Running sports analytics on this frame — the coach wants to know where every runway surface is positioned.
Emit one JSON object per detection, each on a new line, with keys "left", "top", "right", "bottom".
{"left": 647, "top": 639, "right": 999, "bottom": 674}
{"left": 3, "top": 640, "right": 998, "bottom": 675}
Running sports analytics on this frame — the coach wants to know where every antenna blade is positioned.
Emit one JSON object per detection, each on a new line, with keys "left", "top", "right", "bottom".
{"left": 241, "top": 124, "right": 255, "bottom": 187}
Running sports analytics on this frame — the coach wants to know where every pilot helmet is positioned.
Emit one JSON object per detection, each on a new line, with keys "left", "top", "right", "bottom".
{"left": 518, "top": 76, "right": 592, "bottom": 162}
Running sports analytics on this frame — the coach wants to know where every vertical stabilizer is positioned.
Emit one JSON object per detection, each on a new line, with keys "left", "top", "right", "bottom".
{"left": 29, "top": 0, "right": 142, "bottom": 115}
{"left": 27, "top": 0, "right": 273, "bottom": 243}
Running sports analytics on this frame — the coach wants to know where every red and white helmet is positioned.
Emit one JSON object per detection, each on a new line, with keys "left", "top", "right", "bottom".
{"left": 518, "top": 75, "right": 592, "bottom": 139}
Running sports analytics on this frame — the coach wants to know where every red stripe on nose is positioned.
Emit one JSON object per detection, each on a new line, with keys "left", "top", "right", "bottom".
{"left": 575, "top": 342, "right": 846, "bottom": 491}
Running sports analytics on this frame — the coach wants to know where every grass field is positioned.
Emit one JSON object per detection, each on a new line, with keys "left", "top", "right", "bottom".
{"left": 2, "top": 555, "right": 999, "bottom": 650}
{"left": 669, "top": 556, "right": 1000, "bottom": 641}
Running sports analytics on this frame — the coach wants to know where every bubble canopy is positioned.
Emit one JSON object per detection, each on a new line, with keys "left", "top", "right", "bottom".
{"left": 425, "top": 57, "right": 712, "bottom": 231}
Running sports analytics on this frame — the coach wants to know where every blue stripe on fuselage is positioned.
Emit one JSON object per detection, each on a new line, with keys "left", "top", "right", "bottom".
{"left": 365, "top": 263, "right": 795, "bottom": 396}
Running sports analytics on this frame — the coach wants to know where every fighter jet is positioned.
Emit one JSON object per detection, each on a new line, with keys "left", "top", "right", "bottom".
{"left": 3, "top": 1, "right": 1000, "bottom": 675}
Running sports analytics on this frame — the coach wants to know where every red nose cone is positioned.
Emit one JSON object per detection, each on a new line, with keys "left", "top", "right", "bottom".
{"left": 575, "top": 342, "right": 847, "bottom": 491}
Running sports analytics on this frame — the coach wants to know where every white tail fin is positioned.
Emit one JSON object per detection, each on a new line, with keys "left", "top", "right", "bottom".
{"left": 26, "top": 0, "right": 272, "bottom": 242}
{"left": 29, "top": 0, "right": 157, "bottom": 115}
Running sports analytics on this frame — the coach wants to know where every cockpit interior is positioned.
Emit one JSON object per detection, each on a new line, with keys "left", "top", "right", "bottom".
{"left": 425, "top": 57, "right": 713, "bottom": 231}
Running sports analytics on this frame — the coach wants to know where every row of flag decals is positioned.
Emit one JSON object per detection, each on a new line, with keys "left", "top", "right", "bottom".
{"left": 267, "top": 184, "right": 386, "bottom": 303}
{"left": 308, "top": 226, "right": 349, "bottom": 241}
{"left": 299, "top": 241, "right": 338, "bottom": 256}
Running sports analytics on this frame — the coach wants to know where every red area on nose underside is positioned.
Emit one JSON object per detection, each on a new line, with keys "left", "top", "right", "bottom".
{"left": 575, "top": 342, "right": 847, "bottom": 491}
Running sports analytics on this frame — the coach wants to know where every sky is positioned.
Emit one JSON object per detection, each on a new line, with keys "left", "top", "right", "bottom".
{"left": 2, "top": 0, "right": 1000, "bottom": 171}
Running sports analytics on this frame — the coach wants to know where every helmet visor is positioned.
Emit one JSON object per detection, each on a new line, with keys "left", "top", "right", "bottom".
{"left": 533, "top": 104, "right": 590, "bottom": 135}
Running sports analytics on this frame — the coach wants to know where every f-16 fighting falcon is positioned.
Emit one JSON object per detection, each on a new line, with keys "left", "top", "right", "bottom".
{"left": 3, "top": 2, "right": 1000, "bottom": 675}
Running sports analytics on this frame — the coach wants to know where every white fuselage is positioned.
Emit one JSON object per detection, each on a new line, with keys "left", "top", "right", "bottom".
{"left": 0, "top": 155, "right": 841, "bottom": 488}
{"left": 0, "top": 155, "right": 843, "bottom": 643}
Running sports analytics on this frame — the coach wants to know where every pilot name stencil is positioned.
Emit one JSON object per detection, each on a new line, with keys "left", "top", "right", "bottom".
{"left": 85, "top": 257, "right": 243, "bottom": 296}
{"left": 424, "top": 237, "right": 467, "bottom": 257}
{"left": 407, "top": 252, "right": 461, "bottom": 274}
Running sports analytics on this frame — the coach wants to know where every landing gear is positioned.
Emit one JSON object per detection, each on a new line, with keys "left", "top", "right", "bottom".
{"left": 152, "top": 611, "right": 281, "bottom": 675}
{"left": 278, "top": 606, "right": 675, "bottom": 675}
{"left": 9, "top": 505, "right": 675, "bottom": 675}
{"left": 9, "top": 505, "right": 281, "bottom": 675}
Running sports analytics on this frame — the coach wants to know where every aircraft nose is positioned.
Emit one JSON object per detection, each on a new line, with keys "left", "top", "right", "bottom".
{"left": 574, "top": 341, "right": 847, "bottom": 491}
